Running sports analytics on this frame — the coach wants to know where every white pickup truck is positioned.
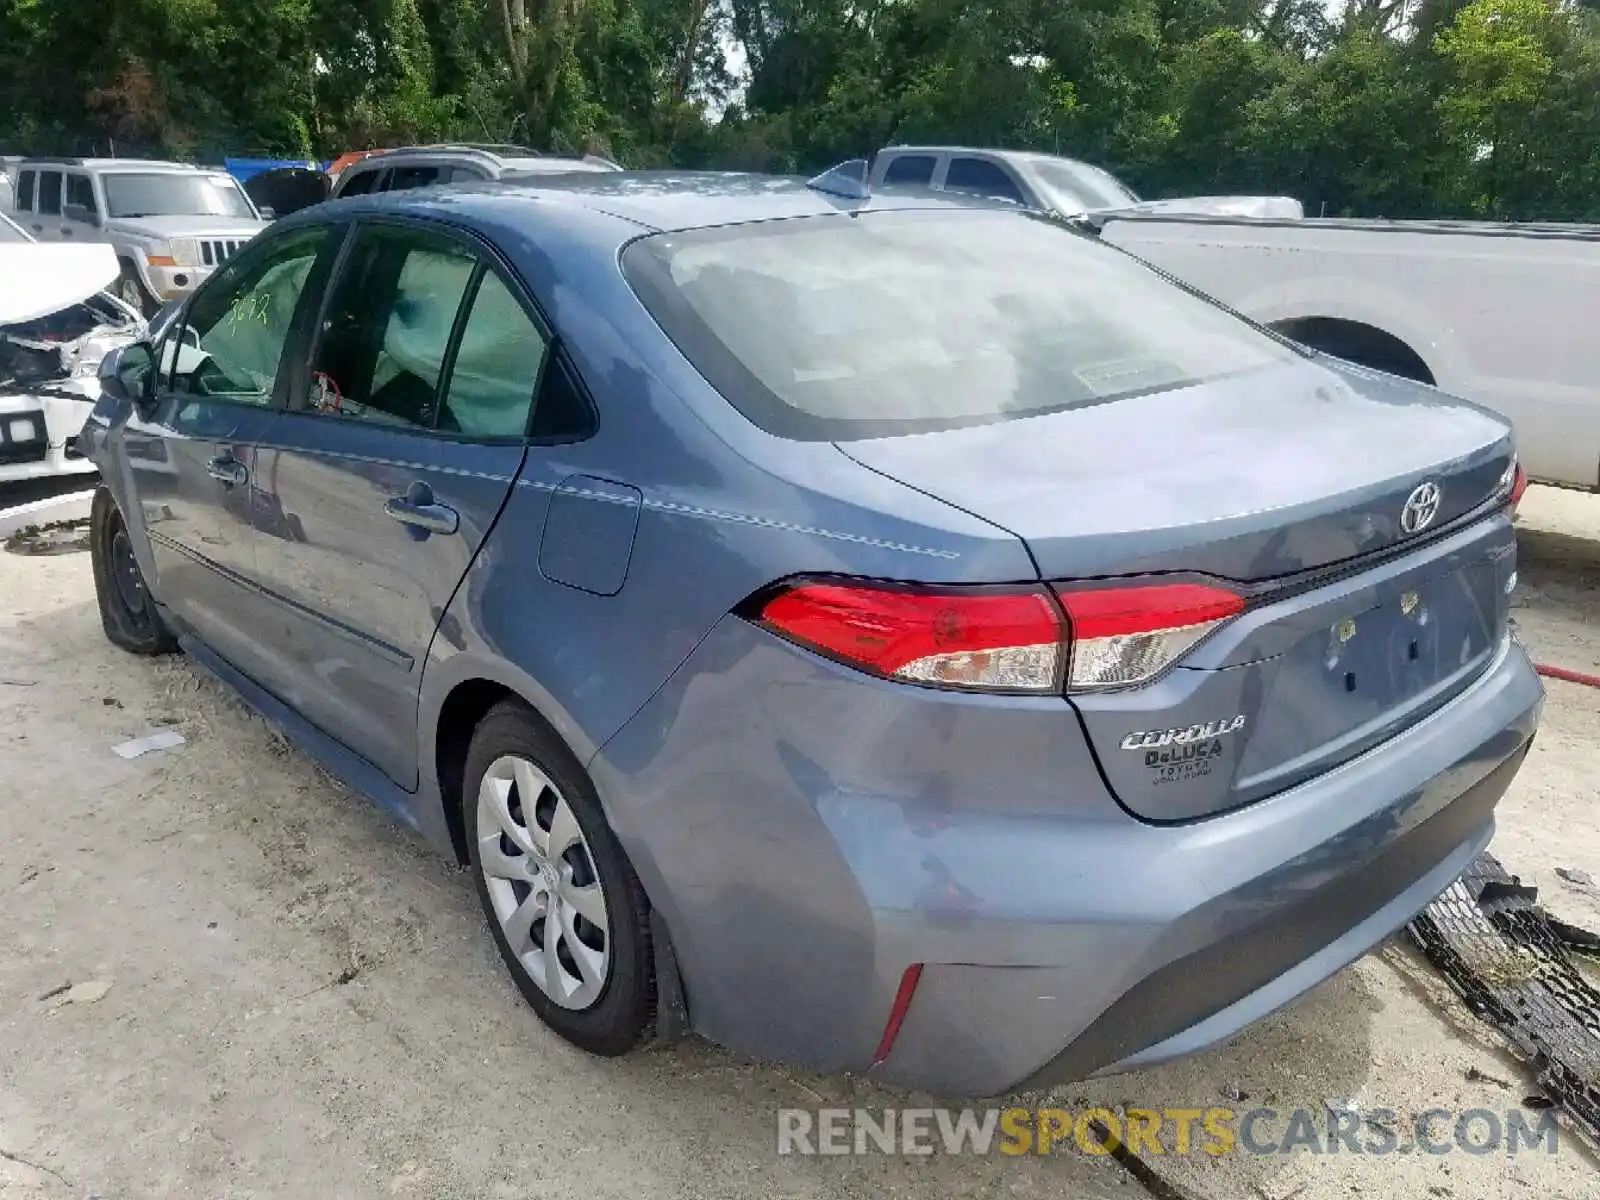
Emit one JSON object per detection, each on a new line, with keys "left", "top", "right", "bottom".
{"left": 1094, "top": 214, "right": 1600, "bottom": 491}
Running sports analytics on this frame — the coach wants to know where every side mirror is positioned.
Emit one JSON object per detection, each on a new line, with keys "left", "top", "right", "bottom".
{"left": 63, "top": 203, "right": 101, "bottom": 226}
{"left": 99, "top": 342, "right": 158, "bottom": 415}
{"left": 257, "top": 205, "right": 277, "bottom": 220}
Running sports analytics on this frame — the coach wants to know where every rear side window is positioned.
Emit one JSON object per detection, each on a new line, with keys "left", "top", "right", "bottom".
{"left": 943, "top": 158, "right": 1024, "bottom": 205}
{"left": 439, "top": 270, "right": 548, "bottom": 438}
{"left": 36, "top": 170, "right": 62, "bottom": 216}
{"left": 623, "top": 210, "right": 1296, "bottom": 441}
{"left": 17, "top": 171, "right": 35, "bottom": 210}
{"left": 881, "top": 155, "right": 936, "bottom": 187}
{"left": 308, "top": 225, "right": 476, "bottom": 429}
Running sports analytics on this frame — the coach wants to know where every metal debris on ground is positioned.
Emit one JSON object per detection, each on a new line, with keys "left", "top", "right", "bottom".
{"left": 1409, "top": 852, "right": 1600, "bottom": 1146}
{"left": 111, "top": 730, "right": 187, "bottom": 760}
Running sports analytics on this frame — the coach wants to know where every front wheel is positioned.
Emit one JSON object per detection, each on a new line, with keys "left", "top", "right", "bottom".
{"left": 115, "top": 262, "right": 156, "bottom": 317}
{"left": 90, "top": 488, "right": 177, "bottom": 655}
{"left": 465, "top": 700, "right": 655, "bottom": 1055}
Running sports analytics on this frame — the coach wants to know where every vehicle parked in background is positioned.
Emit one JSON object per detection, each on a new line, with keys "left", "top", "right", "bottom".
{"left": 869, "top": 146, "right": 1302, "bottom": 219}
{"left": 82, "top": 171, "right": 1538, "bottom": 1097}
{"left": 6, "top": 158, "right": 268, "bottom": 317}
{"left": 1093, "top": 213, "right": 1600, "bottom": 491}
{"left": 1, "top": 211, "right": 144, "bottom": 484}
{"left": 329, "top": 144, "right": 622, "bottom": 200}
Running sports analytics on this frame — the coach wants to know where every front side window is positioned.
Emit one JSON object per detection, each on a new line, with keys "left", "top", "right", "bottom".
{"left": 103, "top": 172, "right": 255, "bottom": 219}
{"left": 337, "top": 168, "right": 384, "bottom": 198}
{"left": 172, "top": 227, "right": 330, "bottom": 405}
{"left": 37, "top": 170, "right": 62, "bottom": 216}
{"left": 66, "top": 174, "right": 97, "bottom": 214}
{"left": 942, "top": 158, "right": 1025, "bottom": 205}
{"left": 307, "top": 226, "right": 476, "bottom": 429}
{"left": 623, "top": 209, "right": 1297, "bottom": 441}
{"left": 386, "top": 165, "right": 444, "bottom": 191}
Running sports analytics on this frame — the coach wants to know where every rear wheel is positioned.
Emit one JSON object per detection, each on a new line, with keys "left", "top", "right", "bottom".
{"left": 464, "top": 700, "right": 655, "bottom": 1055}
{"left": 90, "top": 488, "right": 177, "bottom": 655}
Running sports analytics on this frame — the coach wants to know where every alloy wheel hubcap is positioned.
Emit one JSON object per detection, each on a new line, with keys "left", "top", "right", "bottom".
{"left": 476, "top": 755, "right": 610, "bottom": 1010}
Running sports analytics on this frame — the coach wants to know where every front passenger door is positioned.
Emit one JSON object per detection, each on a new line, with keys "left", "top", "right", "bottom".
{"left": 134, "top": 225, "right": 336, "bottom": 671}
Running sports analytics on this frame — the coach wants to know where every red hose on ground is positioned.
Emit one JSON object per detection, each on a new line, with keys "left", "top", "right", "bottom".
{"left": 1536, "top": 663, "right": 1600, "bottom": 690}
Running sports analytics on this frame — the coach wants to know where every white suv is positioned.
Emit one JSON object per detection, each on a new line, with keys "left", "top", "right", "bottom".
{"left": 8, "top": 158, "right": 269, "bottom": 315}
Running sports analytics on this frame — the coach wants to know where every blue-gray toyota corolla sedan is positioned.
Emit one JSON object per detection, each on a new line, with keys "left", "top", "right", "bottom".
{"left": 80, "top": 171, "right": 1543, "bottom": 1097}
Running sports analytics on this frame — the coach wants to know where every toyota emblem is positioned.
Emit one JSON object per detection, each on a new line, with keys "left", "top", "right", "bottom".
{"left": 1400, "top": 481, "right": 1442, "bottom": 534}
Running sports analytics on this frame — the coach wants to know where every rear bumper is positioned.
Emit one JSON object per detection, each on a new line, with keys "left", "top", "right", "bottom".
{"left": 595, "top": 621, "right": 1542, "bottom": 1098}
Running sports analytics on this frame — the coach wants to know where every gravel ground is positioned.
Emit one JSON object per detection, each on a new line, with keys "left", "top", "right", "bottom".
{"left": 0, "top": 486, "right": 1596, "bottom": 1199}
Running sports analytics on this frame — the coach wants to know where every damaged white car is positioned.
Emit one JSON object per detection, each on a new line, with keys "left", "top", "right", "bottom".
{"left": 0, "top": 211, "right": 145, "bottom": 483}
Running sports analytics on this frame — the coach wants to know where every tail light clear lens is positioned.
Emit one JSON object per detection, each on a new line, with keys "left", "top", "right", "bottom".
{"left": 753, "top": 578, "right": 1247, "bottom": 694}
{"left": 1055, "top": 583, "right": 1245, "bottom": 690}
{"left": 757, "top": 582, "right": 1064, "bottom": 692}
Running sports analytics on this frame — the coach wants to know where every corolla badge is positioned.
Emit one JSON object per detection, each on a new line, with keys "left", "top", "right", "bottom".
{"left": 1120, "top": 715, "right": 1246, "bottom": 752}
{"left": 1400, "top": 481, "right": 1443, "bottom": 534}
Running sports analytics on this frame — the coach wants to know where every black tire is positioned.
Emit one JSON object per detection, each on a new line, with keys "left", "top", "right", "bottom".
{"left": 114, "top": 261, "right": 156, "bottom": 317}
{"left": 464, "top": 699, "right": 655, "bottom": 1055}
{"left": 90, "top": 488, "right": 178, "bottom": 655}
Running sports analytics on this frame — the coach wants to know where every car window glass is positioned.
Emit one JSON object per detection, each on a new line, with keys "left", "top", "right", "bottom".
{"left": 173, "top": 227, "right": 329, "bottom": 406}
{"left": 439, "top": 270, "right": 547, "bottom": 437}
{"left": 942, "top": 158, "right": 1025, "bottom": 205}
{"left": 339, "top": 169, "right": 383, "bottom": 198}
{"left": 66, "top": 174, "right": 96, "bottom": 213}
{"left": 881, "top": 155, "right": 936, "bottom": 187}
{"left": 308, "top": 226, "right": 476, "bottom": 429}
{"left": 531, "top": 352, "right": 597, "bottom": 441}
{"left": 387, "top": 165, "right": 443, "bottom": 191}
{"left": 17, "top": 171, "right": 35, "bottom": 211}
{"left": 37, "top": 170, "right": 62, "bottom": 216}
{"left": 623, "top": 209, "right": 1296, "bottom": 441}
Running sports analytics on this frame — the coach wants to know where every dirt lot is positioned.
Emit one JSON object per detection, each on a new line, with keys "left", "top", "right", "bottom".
{"left": 1, "top": 487, "right": 1597, "bottom": 1200}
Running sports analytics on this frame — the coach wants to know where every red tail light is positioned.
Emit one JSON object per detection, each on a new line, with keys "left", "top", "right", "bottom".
{"left": 754, "top": 578, "right": 1245, "bottom": 693}
{"left": 1510, "top": 462, "right": 1528, "bottom": 513}
{"left": 758, "top": 581, "right": 1064, "bottom": 692}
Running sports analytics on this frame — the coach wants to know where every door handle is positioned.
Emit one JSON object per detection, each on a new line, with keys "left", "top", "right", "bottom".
{"left": 206, "top": 456, "right": 248, "bottom": 486}
{"left": 61, "top": 228, "right": 73, "bottom": 237}
{"left": 384, "top": 483, "right": 458, "bottom": 536}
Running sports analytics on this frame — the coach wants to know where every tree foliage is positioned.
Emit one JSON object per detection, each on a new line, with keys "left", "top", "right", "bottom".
{"left": 2, "top": 0, "right": 1597, "bottom": 219}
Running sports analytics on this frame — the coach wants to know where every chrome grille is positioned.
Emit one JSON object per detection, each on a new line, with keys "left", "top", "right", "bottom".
{"left": 201, "top": 239, "right": 244, "bottom": 267}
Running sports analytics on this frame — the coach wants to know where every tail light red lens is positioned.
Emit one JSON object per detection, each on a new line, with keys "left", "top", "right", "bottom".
{"left": 1510, "top": 462, "right": 1528, "bottom": 513}
{"left": 757, "top": 582, "right": 1064, "bottom": 692}
{"left": 755, "top": 578, "right": 1246, "bottom": 694}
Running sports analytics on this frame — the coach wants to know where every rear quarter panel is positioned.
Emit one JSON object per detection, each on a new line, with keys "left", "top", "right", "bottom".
{"left": 417, "top": 197, "right": 1035, "bottom": 831}
{"left": 1100, "top": 217, "right": 1600, "bottom": 490}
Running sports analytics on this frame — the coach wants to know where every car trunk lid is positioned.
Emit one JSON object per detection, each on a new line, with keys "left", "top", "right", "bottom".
{"left": 837, "top": 358, "right": 1518, "bottom": 820}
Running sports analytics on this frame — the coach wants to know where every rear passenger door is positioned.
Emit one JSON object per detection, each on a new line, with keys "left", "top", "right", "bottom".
{"left": 248, "top": 219, "right": 562, "bottom": 786}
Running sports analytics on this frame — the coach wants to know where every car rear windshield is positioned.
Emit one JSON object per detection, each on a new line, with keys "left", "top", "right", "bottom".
{"left": 622, "top": 209, "right": 1296, "bottom": 441}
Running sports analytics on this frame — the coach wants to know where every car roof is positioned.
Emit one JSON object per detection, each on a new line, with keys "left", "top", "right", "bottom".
{"left": 307, "top": 169, "right": 1011, "bottom": 240}
{"left": 19, "top": 158, "right": 221, "bottom": 174}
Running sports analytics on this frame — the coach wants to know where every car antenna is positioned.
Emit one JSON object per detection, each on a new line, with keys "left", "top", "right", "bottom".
{"left": 805, "top": 159, "right": 871, "bottom": 201}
